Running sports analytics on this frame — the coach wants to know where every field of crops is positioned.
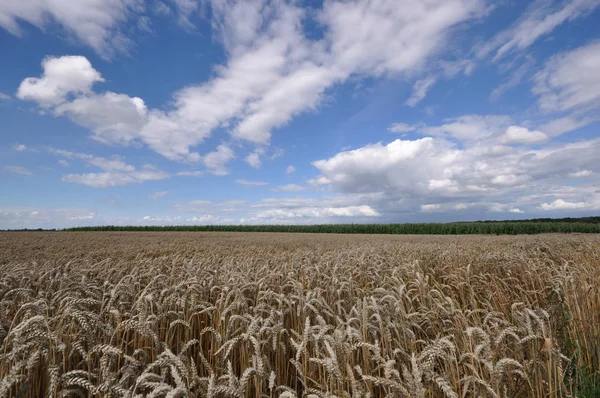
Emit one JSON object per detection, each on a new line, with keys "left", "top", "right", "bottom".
{"left": 1, "top": 232, "right": 599, "bottom": 397}
{"left": 63, "top": 219, "right": 600, "bottom": 234}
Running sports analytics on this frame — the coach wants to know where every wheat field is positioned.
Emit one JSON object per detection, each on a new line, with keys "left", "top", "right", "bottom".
{"left": 1, "top": 232, "right": 599, "bottom": 397}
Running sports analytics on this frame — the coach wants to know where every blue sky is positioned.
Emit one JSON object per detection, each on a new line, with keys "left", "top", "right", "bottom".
{"left": 1, "top": 0, "right": 600, "bottom": 228}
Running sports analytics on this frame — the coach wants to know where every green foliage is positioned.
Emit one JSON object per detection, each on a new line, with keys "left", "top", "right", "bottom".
{"left": 63, "top": 221, "right": 600, "bottom": 234}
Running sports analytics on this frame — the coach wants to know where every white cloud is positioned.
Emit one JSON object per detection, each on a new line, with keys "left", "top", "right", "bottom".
{"left": 270, "top": 184, "right": 306, "bottom": 192}
{"left": 312, "top": 137, "right": 455, "bottom": 194}
{"left": 51, "top": 149, "right": 133, "bottom": 171}
{"left": 50, "top": 148, "right": 170, "bottom": 187}
{"left": 141, "top": 213, "right": 236, "bottom": 225}
{"left": 14, "top": 0, "right": 487, "bottom": 162}
{"left": 321, "top": 0, "right": 485, "bottom": 76}
{"left": 420, "top": 204, "right": 441, "bottom": 212}
{"left": 0, "top": 0, "right": 142, "bottom": 57}
{"left": 286, "top": 165, "right": 296, "bottom": 174}
{"left": 489, "top": 57, "right": 533, "bottom": 100}
{"left": 174, "top": 200, "right": 248, "bottom": 213}
{"left": 176, "top": 170, "right": 203, "bottom": 177}
{"left": 0, "top": 207, "right": 98, "bottom": 229}
{"left": 421, "top": 114, "right": 512, "bottom": 142}
{"left": 149, "top": 191, "right": 168, "bottom": 199}
{"left": 310, "top": 130, "right": 600, "bottom": 215}
{"left": 540, "top": 199, "right": 587, "bottom": 211}
{"left": 235, "top": 179, "right": 269, "bottom": 187}
{"left": 569, "top": 170, "right": 592, "bottom": 178}
{"left": 245, "top": 152, "right": 262, "bottom": 168}
{"left": 170, "top": 0, "right": 199, "bottom": 30}
{"left": 185, "top": 215, "right": 234, "bottom": 224}
{"left": 58, "top": 160, "right": 69, "bottom": 167}
{"left": 499, "top": 126, "right": 547, "bottom": 145}
{"left": 17, "top": 56, "right": 196, "bottom": 161}
{"left": 0, "top": 92, "right": 10, "bottom": 100}
{"left": 63, "top": 170, "right": 169, "bottom": 188}
{"left": 13, "top": 144, "right": 27, "bottom": 151}
{"left": 202, "top": 144, "right": 235, "bottom": 175}
{"left": 418, "top": 116, "right": 550, "bottom": 148}
{"left": 508, "top": 207, "right": 524, "bottom": 213}
{"left": 153, "top": 1, "right": 171, "bottom": 16}
{"left": 270, "top": 148, "right": 285, "bottom": 160}
{"left": 55, "top": 92, "right": 148, "bottom": 144}
{"left": 388, "top": 123, "right": 416, "bottom": 133}
{"left": 479, "top": 0, "right": 600, "bottom": 61}
{"left": 17, "top": 56, "right": 104, "bottom": 106}
{"left": 539, "top": 115, "right": 600, "bottom": 136}
{"left": 453, "top": 203, "right": 473, "bottom": 210}
{"left": 170, "top": 196, "right": 383, "bottom": 224}
{"left": 533, "top": 41, "right": 600, "bottom": 113}
{"left": 143, "top": 215, "right": 181, "bottom": 222}
{"left": 3, "top": 165, "right": 33, "bottom": 176}
{"left": 405, "top": 76, "right": 437, "bottom": 107}
{"left": 246, "top": 205, "right": 380, "bottom": 221}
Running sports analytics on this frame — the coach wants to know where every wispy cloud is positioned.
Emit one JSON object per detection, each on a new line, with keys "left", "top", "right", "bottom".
{"left": 270, "top": 184, "right": 306, "bottom": 192}
{"left": 149, "top": 191, "right": 168, "bottom": 199}
{"left": 235, "top": 179, "right": 269, "bottom": 187}
{"left": 3, "top": 166, "right": 34, "bottom": 176}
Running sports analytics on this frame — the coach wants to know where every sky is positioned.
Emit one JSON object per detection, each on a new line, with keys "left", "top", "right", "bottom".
{"left": 1, "top": 0, "right": 600, "bottom": 229}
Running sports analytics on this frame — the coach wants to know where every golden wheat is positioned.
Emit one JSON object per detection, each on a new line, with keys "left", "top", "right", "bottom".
{"left": 1, "top": 232, "right": 599, "bottom": 397}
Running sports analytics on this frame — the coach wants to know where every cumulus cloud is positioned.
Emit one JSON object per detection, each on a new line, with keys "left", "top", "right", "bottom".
{"left": 417, "top": 116, "right": 550, "bottom": 146}
{"left": 286, "top": 165, "right": 296, "bottom": 174}
{"left": 3, "top": 165, "right": 33, "bottom": 176}
{"left": 420, "top": 204, "right": 441, "bottom": 212}
{"left": 55, "top": 92, "right": 148, "bottom": 144}
{"left": 17, "top": 56, "right": 104, "bottom": 106}
{"left": 18, "top": 57, "right": 153, "bottom": 150}
{"left": 16, "top": 0, "right": 487, "bottom": 161}
{"left": 540, "top": 199, "right": 587, "bottom": 211}
{"left": 310, "top": 129, "right": 600, "bottom": 215}
{"left": 312, "top": 137, "right": 455, "bottom": 194}
{"left": 0, "top": 0, "right": 142, "bottom": 57}
{"left": 245, "top": 152, "right": 262, "bottom": 168}
{"left": 13, "top": 144, "right": 27, "bottom": 151}
{"left": 202, "top": 144, "right": 235, "bottom": 175}
{"left": 499, "top": 126, "right": 547, "bottom": 145}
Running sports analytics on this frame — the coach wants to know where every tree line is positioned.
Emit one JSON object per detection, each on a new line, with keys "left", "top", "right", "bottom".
{"left": 62, "top": 220, "right": 600, "bottom": 234}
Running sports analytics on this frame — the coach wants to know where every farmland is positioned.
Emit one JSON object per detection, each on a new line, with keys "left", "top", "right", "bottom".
{"left": 63, "top": 218, "right": 600, "bottom": 234}
{"left": 1, "top": 232, "right": 599, "bottom": 397}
